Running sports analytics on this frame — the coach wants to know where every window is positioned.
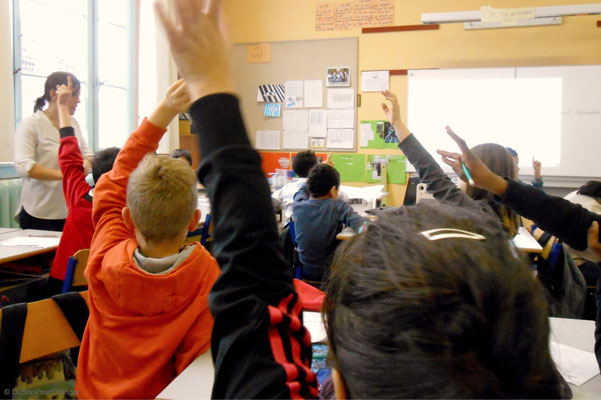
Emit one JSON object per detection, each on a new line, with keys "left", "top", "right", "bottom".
{"left": 13, "top": 0, "right": 135, "bottom": 151}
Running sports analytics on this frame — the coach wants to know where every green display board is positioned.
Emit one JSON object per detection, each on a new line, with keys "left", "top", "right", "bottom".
{"left": 366, "top": 155, "right": 406, "bottom": 184}
{"left": 360, "top": 120, "right": 401, "bottom": 149}
{"left": 331, "top": 153, "right": 366, "bottom": 182}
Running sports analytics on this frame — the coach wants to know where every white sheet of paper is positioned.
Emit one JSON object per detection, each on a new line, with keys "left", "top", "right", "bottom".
{"left": 310, "top": 138, "right": 326, "bottom": 148}
{"left": 327, "top": 128, "right": 354, "bottom": 149}
{"left": 340, "top": 185, "right": 386, "bottom": 202}
{"left": 549, "top": 341, "right": 599, "bottom": 386}
{"left": 512, "top": 227, "right": 543, "bottom": 252}
{"left": 327, "top": 88, "right": 354, "bottom": 109}
{"left": 304, "top": 80, "right": 323, "bottom": 108}
{"left": 327, "top": 108, "right": 354, "bottom": 129}
{"left": 255, "top": 130, "right": 280, "bottom": 150}
{"left": 359, "top": 123, "right": 374, "bottom": 147}
{"left": 283, "top": 110, "right": 309, "bottom": 130}
{"left": 303, "top": 311, "right": 327, "bottom": 343}
{"left": 282, "top": 130, "right": 309, "bottom": 149}
{"left": 308, "top": 110, "right": 328, "bottom": 138}
{"left": 285, "top": 80, "right": 304, "bottom": 108}
{"left": 361, "top": 70, "right": 390, "bottom": 92}
{"left": 0, "top": 236, "right": 60, "bottom": 248}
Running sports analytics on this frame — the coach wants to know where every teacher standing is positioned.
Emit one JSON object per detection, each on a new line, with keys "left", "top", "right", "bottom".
{"left": 13, "top": 71, "right": 93, "bottom": 231}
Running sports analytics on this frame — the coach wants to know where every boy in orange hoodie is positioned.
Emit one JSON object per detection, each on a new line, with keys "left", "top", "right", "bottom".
{"left": 75, "top": 79, "right": 220, "bottom": 399}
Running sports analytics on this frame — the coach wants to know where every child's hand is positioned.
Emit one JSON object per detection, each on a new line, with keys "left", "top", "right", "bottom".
{"left": 380, "top": 90, "right": 410, "bottom": 141}
{"left": 154, "top": 0, "right": 234, "bottom": 101}
{"left": 56, "top": 76, "right": 73, "bottom": 107}
{"left": 164, "top": 79, "right": 191, "bottom": 114}
{"left": 437, "top": 126, "right": 508, "bottom": 195}
{"left": 532, "top": 157, "right": 542, "bottom": 179}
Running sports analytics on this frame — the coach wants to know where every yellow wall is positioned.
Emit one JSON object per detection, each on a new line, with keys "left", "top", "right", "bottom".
{"left": 224, "top": 0, "right": 601, "bottom": 206}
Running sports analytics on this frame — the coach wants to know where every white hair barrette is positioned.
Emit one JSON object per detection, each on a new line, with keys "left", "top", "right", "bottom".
{"left": 420, "top": 228, "right": 486, "bottom": 242}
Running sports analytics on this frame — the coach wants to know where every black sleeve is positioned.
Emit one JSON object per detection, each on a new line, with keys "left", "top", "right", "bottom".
{"left": 190, "top": 94, "right": 318, "bottom": 399}
{"left": 500, "top": 178, "right": 601, "bottom": 251}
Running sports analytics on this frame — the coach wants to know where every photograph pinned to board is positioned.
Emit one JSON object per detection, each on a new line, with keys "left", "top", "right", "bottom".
{"left": 366, "top": 154, "right": 406, "bottom": 184}
{"left": 311, "top": 138, "right": 326, "bottom": 148}
{"left": 359, "top": 120, "right": 400, "bottom": 149}
{"left": 257, "top": 84, "right": 285, "bottom": 103}
{"left": 304, "top": 80, "right": 324, "bottom": 108}
{"left": 309, "top": 110, "right": 328, "bottom": 138}
{"left": 282, "top": 130, "right": 309, "bottom": 149}
{"left": 327, "top": 128, "right": 354, "bottom": 149}
{"left": 326, "top": 66, "right": 351, "bottom": 87}
{"left": 361, "top": 70, "right": 390, "bottom": 92}
{"left": 330, "top": 153, "right": 366, "bottom": 182}
{"left": 283, "top": 110, "right": 309, "bottom": 130}
{"left": 327, "top": 88, "right": 354, "bottom": 109}
{"left": 285, "top": 81, "right": 304, "bottom": 108}
{"left": 255, "top": 130, "right": 280, "bottom": 150}
{"left": 264, "top": 103, "right": 281, "bottom": 117}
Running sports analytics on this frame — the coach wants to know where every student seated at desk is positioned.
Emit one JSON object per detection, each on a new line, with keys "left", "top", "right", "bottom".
{"left": 46, "top": 76, "right": 120, "bottom": 295}
{"left": 272, "top": 150, "right": 319, "bottom": 222}
{"left": 154, "top": 2, "right": 569, "bottom": 397}
{"left": 293, "top": 164, "right": 366, "bottom": 286}
{"left": 76, "top": 80, "right": 220, "bottom": 399}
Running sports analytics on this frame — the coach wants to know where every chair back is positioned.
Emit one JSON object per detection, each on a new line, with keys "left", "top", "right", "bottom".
{"left": 62, "top": 249, "right": 89, "bottom": 293}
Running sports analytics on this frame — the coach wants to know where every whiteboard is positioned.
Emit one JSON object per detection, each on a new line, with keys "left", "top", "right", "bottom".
{"left": 407, "top": 65, "right": 601, "bottom": 178}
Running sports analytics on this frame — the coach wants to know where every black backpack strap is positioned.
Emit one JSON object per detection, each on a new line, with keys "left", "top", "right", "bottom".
{"left": 51, "top": 293, "right": 89, "bottom": 341}
{"left": 0, "top": 303, "right": 28, "bottom": 398}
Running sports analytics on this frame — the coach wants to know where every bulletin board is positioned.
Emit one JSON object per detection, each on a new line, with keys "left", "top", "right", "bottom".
{"left": 231, "top": 38, "right": 358, "bottom": 152}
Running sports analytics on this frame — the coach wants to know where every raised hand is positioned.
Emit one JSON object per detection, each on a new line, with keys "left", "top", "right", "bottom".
{"left": 437, "top": 126, "right": 508, "bottom": 195}
{"left": 380, "top": 90, "right": 410, "bottom": 141}
{"left": 532, "top": 157, "right": 542, "bottom": 179}
{"left": 56, "top": 75, "right": 73, "bottom": 107}
{"left": 164, "top": 79, "right": 191, "bottom": 114}
{"left": 154, "top": 0, "right": 234, "bottom": 100}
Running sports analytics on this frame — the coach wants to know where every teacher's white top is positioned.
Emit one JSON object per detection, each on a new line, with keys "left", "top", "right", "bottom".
{"left": 14, "top": 111, "right": 92, "bottom": 220}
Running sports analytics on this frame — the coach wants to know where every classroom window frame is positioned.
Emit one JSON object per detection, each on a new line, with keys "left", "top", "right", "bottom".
{"left": 11, "top": 0, "right": 136, "bottom": 152}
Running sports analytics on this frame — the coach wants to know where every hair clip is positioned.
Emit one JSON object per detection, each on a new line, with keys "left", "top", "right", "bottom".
{"left": 420, "top": 228, "right": 486, "bottom": 242}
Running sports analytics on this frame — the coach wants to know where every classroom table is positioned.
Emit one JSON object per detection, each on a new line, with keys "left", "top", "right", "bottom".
{"left": 156, "top": 317, "right": 601, "bottom": 399}
{"left": 0, "top": 227, "right": 20, "bottom": 234}
{"left": 0, "top": 229, "right": 62, "bottom": 264}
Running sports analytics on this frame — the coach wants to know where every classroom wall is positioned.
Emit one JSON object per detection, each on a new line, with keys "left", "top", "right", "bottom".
{"left": 0, "top": 1, "right": 15, "bottom": 163}
{"left": 223, "top": 0, "right": 601, "bottom": 205}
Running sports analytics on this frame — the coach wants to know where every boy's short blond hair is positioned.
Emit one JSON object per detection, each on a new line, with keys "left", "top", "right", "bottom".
{"left": 127, "top": 154, "right": 198, "bottom": 242}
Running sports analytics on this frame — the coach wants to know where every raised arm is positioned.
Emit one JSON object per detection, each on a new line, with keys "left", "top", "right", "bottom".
{"left": 438, "top": 127, "right": 601, "bottom": 257}
{"left": 155, "top": 0, "right": 317, "bottom": 397}
{"left": 381, "top": 91, "right": 474, "bottom": 208}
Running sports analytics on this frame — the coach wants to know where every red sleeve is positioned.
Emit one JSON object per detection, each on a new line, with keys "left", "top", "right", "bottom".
{"left": 90, "top": 119, "right": 166, "bottom": 259}
{"left": 58, "top": 134, "right": 90, "bottom": 209}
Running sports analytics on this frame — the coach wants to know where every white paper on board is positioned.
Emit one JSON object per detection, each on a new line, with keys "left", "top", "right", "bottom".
{"left": 282, "top": 130, "right": 309, "bottom": 149}
{"left": 327, "top": 88, "right": 354, "bottom": 109}
{"left": 285, "top": 81, "right": 304, "bottom": 108}
{"left": 283, "top": 110, "right": 309, "bottom": 130}
{"left": 255, "top": 130, "right": 280, "bottom": 150}
{"left": 327, "top": 108, "right": 354, "bottom": 129}
{"left": 309, "top": 110, "right": 328, "bottom": 138}
{"left": 304, "top": 80, "right": 323, "bottom": 108}
{"left": 359, "top": 123, "right": 374, "bottom": 147}
{"left": 311, "top": 138, "right": 326, "bottom": 148}
{"left": 327, "top": 128, "right": 354, "bottom": 149}
{"left": 361, "top": 70, "right": 390, "bottom": 92}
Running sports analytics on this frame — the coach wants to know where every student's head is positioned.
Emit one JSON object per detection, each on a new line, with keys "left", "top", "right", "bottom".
{"left": 292, "top": 150, "right": 319, "bottom": 178}
{"left": 464, "top": 143, "right": 519, "bottom": 236}
{"left": 307, "top": 164, "right": 339, "bottom": 198}
{"left": 323, "top": 202, "right": 565, "bottom": 399}
{"left": 35, "top": 71, "right": 81, "bottom": 114}
{"left": 124, "top": 154, "right": 199, "bottom": 244}
{"left": 170, "top": 148, "right": 193, "bottom": 166}
{"left": 578, "top": 180, "right": 601, "bottom": 198}
{"left": 506, "top": 147, "right": 519, "bottom": 174}
{"left": 92, "top": 147, "right": 120, "bottom": 185}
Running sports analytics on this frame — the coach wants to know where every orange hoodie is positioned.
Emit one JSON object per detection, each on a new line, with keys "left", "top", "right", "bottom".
{"left": 75, "top": 119, "right": 220, "bottom": 399}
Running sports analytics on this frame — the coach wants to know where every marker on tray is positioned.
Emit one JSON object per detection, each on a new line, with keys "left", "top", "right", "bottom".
{"left": 461, "top": 161, "right": 475, "bottom": 186}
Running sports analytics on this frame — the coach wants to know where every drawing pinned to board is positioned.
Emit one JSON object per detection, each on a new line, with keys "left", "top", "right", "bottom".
{"left": 285, "top": 81, "right": 304, "bottom": 108}
{"left": 264, "top": 103, "right": 281, "bottom": 117}
{"left": 327, "top": 67, "right": 351, "bottom": 87}
{"left": 359, "top": 120, "right": 400, "bottom": 149}
{"left": 257, "top": 84, "right": 285, "bottom": 103}
{"left": 365, "top": 154, "right": 406, "bottom": 184}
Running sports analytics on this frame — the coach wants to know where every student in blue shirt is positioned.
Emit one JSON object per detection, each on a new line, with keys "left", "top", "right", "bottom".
{"left": 293, "top": 164, "right": 366, "bottom": 286}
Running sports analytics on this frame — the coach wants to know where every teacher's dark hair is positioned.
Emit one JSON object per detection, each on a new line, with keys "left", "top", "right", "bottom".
{"left": 34, "top": 71, "right": 81, "bottom": 113}
{"left": 578, "top": 181, "right": 601, "bottom": 198}
{"left": 323, "top": 202, "right": 568, "bottom": 399}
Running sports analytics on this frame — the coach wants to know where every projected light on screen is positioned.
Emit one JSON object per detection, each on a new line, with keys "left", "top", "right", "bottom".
{"left": 407, "top": 75, "right": 562, "bottom": 172}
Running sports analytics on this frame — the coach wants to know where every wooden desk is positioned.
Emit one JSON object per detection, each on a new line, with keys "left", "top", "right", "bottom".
{"left": 0, "top": 229, "right": 62, "bottom": 264}
{"left": 0, "top": 228, "right": 20, "bottom": 234}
